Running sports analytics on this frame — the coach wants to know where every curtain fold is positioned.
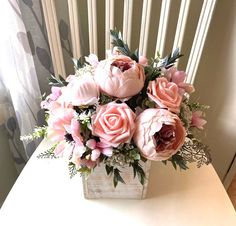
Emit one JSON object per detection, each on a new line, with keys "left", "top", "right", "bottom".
{"left": 0, "top": 0, "right": 43, "bottom": 173}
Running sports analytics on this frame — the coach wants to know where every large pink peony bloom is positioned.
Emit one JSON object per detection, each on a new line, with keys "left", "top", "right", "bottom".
{"left": 133, "top": 108, "right": 186, "bottom": 161}
{"left": 60, "top": 74, "right": 99, "bottom": 106}
{"left": 47, "top": 107, "right": 83, "bottom": 145}
{"left": 92, "top": 102, "right": 136, "bottom": 147}
{"left": 165, "top": 67, "right": 195, "bottom": 95}
{"left": 94, "top": 55, "right": 145, "bottom": 99}
{"left": 147, "top": 77, "right": 182, "bottom": 113}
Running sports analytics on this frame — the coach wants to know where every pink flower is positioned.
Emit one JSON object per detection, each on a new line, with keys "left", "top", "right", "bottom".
{"left": 47, "top": 108, "right": 83, "bottom": 145}
{"left": 133, "top": 108, "right": 186, "bottom": 161}
{"left": 147, "top": 77, "right": 182, "bottom": 113}
{"left": 61, "top": 74, "right": 99, "bottom": 106}
{"left": 54, "top": 140, "right": 85, "bottom": 158}
{"left": 71, "top": 145, "right": 97, "bottom": 168}
{"left": 139, "top": 56, "right": 148, "bottom": 66}
{"left": 94, "top": 55, "right": 145, "bottom": 99}
{"left": 85, "top": 54, "right": 99, "bottom": 68}
{"left": 41, "top": 86, "right": 62, "bottom": 110}
{"left": 165, "top": 67, "right": 195, "bottom": 95}
{"left": 92, "top": 102, "right": 136, "bottom": 147}
{"left": 191, "top": 111, "right": 207, "bottom": 129}
{"left": 86, "top": 139, "right": 113, "bottom": 161}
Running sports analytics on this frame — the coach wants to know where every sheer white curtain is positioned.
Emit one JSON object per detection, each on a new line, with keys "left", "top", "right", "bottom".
{"left": 0, "top": 0, "right": 42, "bottom": 173}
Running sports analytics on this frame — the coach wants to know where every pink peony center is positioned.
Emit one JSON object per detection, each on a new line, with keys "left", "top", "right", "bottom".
{"left": 111, "top": 60, "right": 132, "bottom": 72}
{"left": 154, "top": 125, "right": 176, "bottom": 152}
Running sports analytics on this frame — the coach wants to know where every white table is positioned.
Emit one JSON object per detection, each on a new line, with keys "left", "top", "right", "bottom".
{"left": 0, "top": 139, "right": 236, "bottom": 226}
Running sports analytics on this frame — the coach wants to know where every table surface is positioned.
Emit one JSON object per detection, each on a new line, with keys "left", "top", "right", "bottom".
{"left": 0, "top": 139, "right": 236, "bottom": 226}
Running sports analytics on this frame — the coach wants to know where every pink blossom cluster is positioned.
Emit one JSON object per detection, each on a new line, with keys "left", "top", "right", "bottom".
{"left": 41, "top": 54, "right": 207, "bottom": 170}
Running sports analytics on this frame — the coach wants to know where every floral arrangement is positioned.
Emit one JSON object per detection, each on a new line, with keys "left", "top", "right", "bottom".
{"left": 25, "top": 30, "right": 211, "bottom": 187}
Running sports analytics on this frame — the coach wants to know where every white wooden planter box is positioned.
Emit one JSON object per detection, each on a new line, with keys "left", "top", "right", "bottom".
{"left": 83, "top": 161, "right": 151, "bottom": 199}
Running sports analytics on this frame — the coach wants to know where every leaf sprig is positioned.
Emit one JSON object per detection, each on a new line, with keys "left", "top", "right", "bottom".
{"left": 110, "top": 30, "right": 139, "bottom": 62}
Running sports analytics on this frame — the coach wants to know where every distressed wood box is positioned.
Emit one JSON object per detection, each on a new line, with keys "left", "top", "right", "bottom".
{"left": 83, "top": 161, "right": 151, "bottom": 199}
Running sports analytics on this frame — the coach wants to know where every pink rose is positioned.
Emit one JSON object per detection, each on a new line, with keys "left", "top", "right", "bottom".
{"left": 134, "top": 108, "right": 186, "bottom": 161}
{"left": 47, "top": 107, "right": 83, "bottom": 145}
{"left": 147, "top": 77, "right": 182, "bottom": 113}
{"left": 165, "top": 67, "right": 195, "bottom": 95}
{"left": 61, "top": 74, "right": 99, "bottom": 106}
{"left": 92, "top": 102, "right": 136, "bottom": 147}
{"left": 94, "top": 55, "right": 145, "bottom": 99}
{"left": 191, "top": 111, "right": 207, "bottom": 129}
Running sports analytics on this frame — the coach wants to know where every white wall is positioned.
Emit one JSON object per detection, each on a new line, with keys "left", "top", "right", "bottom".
{"left": 193, "top": 0, "right": 236, "bottom": 180}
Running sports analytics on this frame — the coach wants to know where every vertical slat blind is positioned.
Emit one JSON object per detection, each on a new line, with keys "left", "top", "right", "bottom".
{"left": 41, "top": 0, "right": 216, "bottom": 84}
{"left": 123, "top": 0, "right": 133, "bottom": 47}
{"left": 139, "top": 0, "right": 152, "bottom": 56}
{"left": 105, "top": 0, "right": 114, "bottom": 50}
{"left": 186, "top": 0, "right": 216, "bottom": 84}
{"left": 155, "top": 0, "right": 171, "bottom": 57}
{"left": 68, "top": 0, "right": 81, "bottom": 58}
{"left": 87, "top": 0, "right": 98, "bottom": 55}
{"left": 41, "top": 0, "right": 66, "bottom": 78}
{"left": 172, "top": 0, "right": 191, "bottom": 67}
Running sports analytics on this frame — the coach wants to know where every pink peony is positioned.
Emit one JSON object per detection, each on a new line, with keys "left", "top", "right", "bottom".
{"left": 94, "top": 55, "right": 145, "bottom": 99}
{"left": 47, "top": 107, "right": 83, "bottom": 145}
{"left": 147, "top": 77, "right": 182, "bottom": 113}
{"left": 191, "top": 111, "right": 207, "bottom": 130}
{"left": 92, "top": 102, "right": 136, "bottom": 147}
{"left": 61, "top": 74, "right": 99, "bottom": 106}
{"left": 133, "top": 108, "right": 186, "bottom": 161}
{"left": 165, "top": 67, "right": 195, "bottom": 95}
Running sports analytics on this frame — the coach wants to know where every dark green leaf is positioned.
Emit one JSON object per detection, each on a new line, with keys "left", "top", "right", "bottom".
{"left": 48, "top": 74, "right": 68, "bottom": 87}
{"left": 113, "top": 168, "right": 125, "bottom": 187}
{"left": 105, "top": 165, "right": 113, "bottom": 175}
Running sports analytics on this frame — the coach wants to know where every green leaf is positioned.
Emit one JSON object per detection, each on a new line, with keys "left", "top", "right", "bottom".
{"left": 68, "top": 162, "right": 78, "bottom": 178}
{"left": 110, "top": 29, "right": 138, "bottom": 62}
{"left": 132, "top": 162, "right": 146, "bottom": 185}
{"left": 72, "top": 57, "right": 86, "bottom": 70}
{"left": 105, "top": 165, "right": 113, "bottom": 175}
{"left": 113, "top": 168, "right": 125, "bottom": 187}
{"left": 48, "top": 74, "right": 68, "bottom": 87}
{"left": 37, "top": 145, "right": 58, "bottom": 159}
{"left": 170, "top": 154, "right": 189, "bottom": 170}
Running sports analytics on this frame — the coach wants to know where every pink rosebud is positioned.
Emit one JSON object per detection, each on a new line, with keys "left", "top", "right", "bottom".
{"left": 134, "top": 108, "right": 186, "bottom": 161}
{"left": 85, "top": 54, "right": 99, "bottom": 68}
{"left": 61, "top": 74, "right": 99, "bottom": 106}
{"left": 40, "top": 86, "right": 62, "bottom": 110}
{"left": 92, "top": 102, "right": 136, "bottom": 147}
{"left": 94, "top": 55, "right": 145, "bottom": 99}
{"left": 86, "top": 139, "right": 97, "bottom": 149}
{"left": 165, "top": 67, "right": 195, "bottom": 95}
{"left": 91, "top": 149, "right": 101, "bottom": 161}
{"left": 147, "top": 77, "right": 182, "bottom": 113}
{"left": 191, "top": 111, "right": 207, "bottom": 130}
{"left": 139, "top": 56, "right": 148, "bottom": 66}
{"left": 50, "top": 86, "right": 62, "bottom": 101}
